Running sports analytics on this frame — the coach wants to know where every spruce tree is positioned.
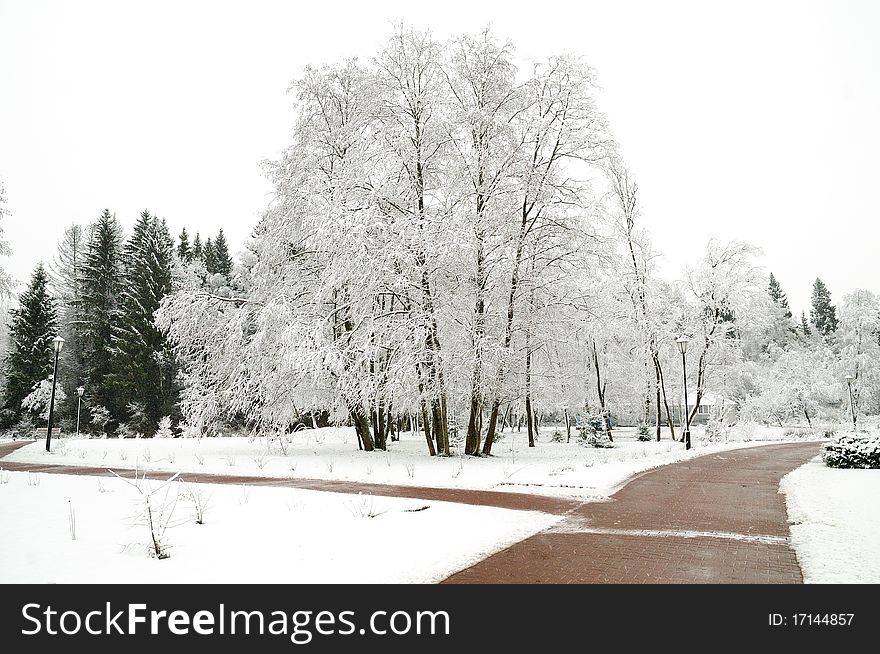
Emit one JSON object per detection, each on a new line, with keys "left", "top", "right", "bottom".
{"left": 177, "top": 227, "right": 192, "bottom": 262}
{"left": 810, "top": 278, "right": 839, "bottom": 336}
{"left": 3, "top": 263, "right": 58, "bottom": 424}
{"left": 768, "top": 273, "right": 792, "bottom": 319}
{"left": 50, "top": 224, "right": 87, "bottom": 422}
{"left": 80, "top": 209, "right": 124, "bottom": 424}
{"left": 800, "top": 311, "right": 811, "bottom": 336}
{"left": 203, "top": 237, "right": 217, "bottom": 274}
{"left": 213, "top": 228, "right": 234, "bottom": 279}
{"left": 113, "top": 211, "right": 177, "bottom": 433}
{"left": 192, "top": 233, "right": 203, "bottom": 261}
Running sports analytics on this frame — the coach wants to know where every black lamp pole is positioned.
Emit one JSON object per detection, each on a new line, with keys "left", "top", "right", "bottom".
{"left": 676, "top": 336, "right": 691, "bottom": 450}
{"left": 45, "top": 335, "right": 65, "bottom": 452}
{"left": 845, "top": 375, "right": 857, "bottom": 430}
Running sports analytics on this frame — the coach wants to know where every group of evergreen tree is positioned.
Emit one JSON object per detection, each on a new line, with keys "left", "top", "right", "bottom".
{"left": 766, "top": 272, "right": 840, "bottom": 340}
{"left": 177, "top": 227, "right": 233, "bottom": 278}
{"left": 1, "top": 209, "right": 235, "bottom": 434}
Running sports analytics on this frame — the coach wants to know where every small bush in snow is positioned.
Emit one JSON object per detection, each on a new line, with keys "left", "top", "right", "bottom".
{"left": 27, "top": 472, "right": 41, "bottom": 486}
{"left": 404, "top": 462, "right": 415, "bottom": 478}
{"left": 822, "top": 432, "right": 880, "bottom": 469}
{"left": 238, "top": 484, "right": 251, "bottom": 504}
{"left": 253, "top": 453, "right": 268, "bottom": 469}
{"left": 0, "top": 468, "right": 8, "bottom": 484}
{"left": 180, "top": 481, "right": 212, "bottom": 525}
{"left": 224, "top": 455, "right": 236, "bottom": 467}
{"left": 111, "top": 468, "right": 181, "bottom": 559}
{"left": 156, "top": 416, "right": 174, "bottom": 439}
{"left": 636, "top": 424, "right": 652, "bottom": 441}
{"left": 577, "top": 414, "right": 613, "bottom": 448}
{"left": 701, "top": 417, "right": 727, "bottom": 444}
{"left": 345, "top": 492, "right": 387, "bottom": 519}
{"left": 194, "top": 452, "right": 205, "bottom": 466}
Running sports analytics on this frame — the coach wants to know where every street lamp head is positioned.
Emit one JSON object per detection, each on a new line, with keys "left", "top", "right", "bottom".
{"left": 52, "top": 335, "right": 65, "bottom": 354}
{"left": 77, "top": 386, "right": 85, "bottom": 397}
{"left": 844, "top": 374, "right": 855, "bottom": 384}
{"left": 675, "top": 335, "right": 690, "bottom": 355}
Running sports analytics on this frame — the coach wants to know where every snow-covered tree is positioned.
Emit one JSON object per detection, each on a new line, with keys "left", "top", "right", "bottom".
{"left": 3, "top": 264, "right": 59, "bottom": 424}
{"left": 21, "top": 377, "right": 67, "bottom": 422}
{"left": 113, "top": 210, "right": 177, "bottom": 434}
{"left": 810, "top": 277, "right": 838, "bottom": 337}
{"left": 80, "top": 209, "right": 124, "bottom": 422}
{"left": 838, "top": 290, "right": 880, "bottom": 419}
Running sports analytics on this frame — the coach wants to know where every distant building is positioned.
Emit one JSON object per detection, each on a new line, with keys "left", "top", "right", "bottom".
{"left": 663, "top": 391, "right": 737, "bottom": 426}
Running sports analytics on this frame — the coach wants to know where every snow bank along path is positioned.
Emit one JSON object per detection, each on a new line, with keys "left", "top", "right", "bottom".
{"left": 781, "top": 456, "right": 880, "bottom": 583}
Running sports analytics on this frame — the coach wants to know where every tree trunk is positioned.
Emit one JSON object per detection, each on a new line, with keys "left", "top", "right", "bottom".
{"left": 525, "top": 334, "right": 535, "bottom": 447}
{"left": 592, "top": 339, "right": 613, "bottom": 442}
{"left": 564, "top": 407, "right": 571, "bottom": 442}
{"left": 352, "top": 409, "right": 374, "bottom": 452}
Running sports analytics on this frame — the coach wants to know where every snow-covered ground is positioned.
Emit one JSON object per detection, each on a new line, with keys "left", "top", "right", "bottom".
{"left": 3, "top": 424, "right": 817, "bottom": 499}
{"left": 781, "top": 457, "right": 880, "bottom": 583}
{"left": 0, "top": 469, "right": 558, "bottom": 583}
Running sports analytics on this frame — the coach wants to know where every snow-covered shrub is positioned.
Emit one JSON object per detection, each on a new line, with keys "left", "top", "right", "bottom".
{"left": 729, "top": 420, "right": 757, "bottom": 442}
{"left": 11, "top": 415, "right": 35, "bottom": 439}
{"left": 89, "top": 405, "right": 111, "bottom": 435}
{"left": 345, "top": 492, "right": 387, "bottom": 519}
{"left": 549, "top": 432, "right": 565, "bottom": 443}
{"left": 180, "top": 422, "right": 201, "bottom": 439}
{"left": 702, "top": 417, "right": 727, "bottom": 443}
{"left": 179, "top": 481, "right": 211, "bottom": 525}
{"left": 115, "top": 422, "right": 134, "bottom": 439}
{"left": 822, "top": 433, "right": 880, "bottom": 469}
{"left": 126, "top": 402, "right": 150, "bottom": 437}
{"left": 577, "top": 413, "right": 613, "bottom": 447}
{"left": 156, "top": 416, "right": 174, "bottom": 438}
{"left": 112, "top": 469, "right": 181, "bottom": 559}
{"left": 21, "top": 378, "right": 67, "bottom": 421}
{"left": 636, "top": 423, "right": 651, "bottom": 441}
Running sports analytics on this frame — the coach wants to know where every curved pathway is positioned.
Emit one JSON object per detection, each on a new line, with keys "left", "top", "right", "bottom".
{"left": 444, "top": 442, "right": 820, "bottom": 583}
{"left": 1, "top": 439, "right": 820, "bottom": 583}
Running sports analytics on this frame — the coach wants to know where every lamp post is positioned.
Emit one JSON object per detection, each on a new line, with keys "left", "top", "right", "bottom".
{"left": 76, "top": 386, "right": 85, "bottom": 438}
{"left": 844, "top": 374, "right": 857, "bottom": 430}
{"left": 45, "top": 335, "right": 65, "bottom": 452}
{"left": 676, "top": 335, "right": 691, "bottom": 450}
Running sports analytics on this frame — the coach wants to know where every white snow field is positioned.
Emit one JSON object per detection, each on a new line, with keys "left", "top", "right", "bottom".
{"left": 4, "top": 424, "right": 817, "bottom": 499}
{"left": 781, "top": 457, "right": 880, "bottom": 583}
{"left": 0, "top": 469, "right": 559, "bottom": 583}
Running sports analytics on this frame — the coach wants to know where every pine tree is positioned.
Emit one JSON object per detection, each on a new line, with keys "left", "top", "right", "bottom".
{"left": 800, "top": 311, "right": 811, "bottom": 336}
{"left": 810, "top": 278, "right": 839, "bottom": 336}
{"left": 80, "top": 209, "right": 124, "bottom": 424}
{"left": 177, "top": 227, "right": 192, "bottom": 262}
{"left": 50, "top": 224, "right": 87, "bottom": 422}
{"left": 203, "top": 237, "right": 217, "bottom": 274}
{"left": 112, "top": 211, "right": 177, "bottom": 433}
{"left": 192, "top": 233, "right": 203, "bottom": 261}
{"left": 768, "top": 273, "right": 792, "bottom": 319}
{"left": 3, "top": 263, "right": 58, "bottom": 424}
{"left": 213, "top": 228, "right": 233, "bottom": 279}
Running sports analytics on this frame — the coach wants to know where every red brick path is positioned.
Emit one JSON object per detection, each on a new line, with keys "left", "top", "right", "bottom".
{"left": 443, "top": 442, "right": 820, "bottom": 584}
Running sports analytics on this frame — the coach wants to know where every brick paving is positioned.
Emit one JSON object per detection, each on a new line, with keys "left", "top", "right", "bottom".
{"left": 1, "top": 439, "right": 820, "bottom": 583}
{"left": 443, "top": 442, "right": 820, "bottom": 584}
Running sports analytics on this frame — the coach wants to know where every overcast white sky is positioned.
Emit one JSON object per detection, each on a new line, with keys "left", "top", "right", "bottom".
{"left": 1, "top": 0, "right": 878, "bottom": 314}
